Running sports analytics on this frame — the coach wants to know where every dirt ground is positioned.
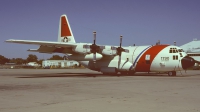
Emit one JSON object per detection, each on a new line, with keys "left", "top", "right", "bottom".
{"left": 0, "top": 69, "right": 200, "bottom": 112}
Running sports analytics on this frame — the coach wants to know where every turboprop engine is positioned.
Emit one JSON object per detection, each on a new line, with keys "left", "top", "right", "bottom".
{"left": 101, "top": 46, "right": 117, "bottom": 56}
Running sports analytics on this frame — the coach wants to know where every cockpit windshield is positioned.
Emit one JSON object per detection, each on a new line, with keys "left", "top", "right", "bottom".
{"left": 169, "top": 48, "right": 178, "bottom": 53}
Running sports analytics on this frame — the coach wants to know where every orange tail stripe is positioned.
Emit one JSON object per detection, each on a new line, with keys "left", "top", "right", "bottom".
{"left": 61, "top": 16, "right": 71, "bottom": 37}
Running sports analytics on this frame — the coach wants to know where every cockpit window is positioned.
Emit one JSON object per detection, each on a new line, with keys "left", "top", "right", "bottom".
{"left": 178, "top": 49, "right": 184, "bottom": 52}
{"left": 179, "top": 53, "right": 183, "bottom": 57}
{"left": 169, "top": 48, "right": 178, "bottom": 53}
{"left": 170, "top": 48, "right": 172, "bottom": 53}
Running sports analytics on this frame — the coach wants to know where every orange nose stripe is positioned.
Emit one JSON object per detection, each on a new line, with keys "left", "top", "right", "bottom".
{"left": 135, "top": 45, "right": 169, "bottom": 72}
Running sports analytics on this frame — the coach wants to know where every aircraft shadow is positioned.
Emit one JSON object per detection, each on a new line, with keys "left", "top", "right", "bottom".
{"left": 16, "top": 72, "right": 187, "bottom": 78}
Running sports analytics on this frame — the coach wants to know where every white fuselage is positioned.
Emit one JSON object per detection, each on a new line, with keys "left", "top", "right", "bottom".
{"left": 68, "top": 44, "right": 187, "bottom": 72}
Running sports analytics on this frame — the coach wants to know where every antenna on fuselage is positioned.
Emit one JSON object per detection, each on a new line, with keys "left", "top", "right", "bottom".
{"left": 89, "top": 31, "right": 105, "bottom": 68}
{"left": 156, "top": 40, "right": 160, "bottom": 45}
{"left": 174, "top": 41, "right": 176, "bottom": 46}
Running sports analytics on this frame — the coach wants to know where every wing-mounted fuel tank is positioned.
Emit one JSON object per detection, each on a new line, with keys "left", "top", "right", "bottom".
{"left": 67, "top": 53, "right": 103, "bottom": 61}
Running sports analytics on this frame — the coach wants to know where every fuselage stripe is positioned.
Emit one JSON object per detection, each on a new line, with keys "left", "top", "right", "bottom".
{"left": 129, "top": 46, "right": 152, "bottom": 70}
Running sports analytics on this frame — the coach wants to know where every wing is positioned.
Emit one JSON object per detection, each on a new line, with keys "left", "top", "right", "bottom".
{"left": 5, "top": 39, "right": 129, "bottom": 57}
{"left": 5, "top": 39, "right": 77, "bottom": 47}
{"left": 5, "top": 39, "right": 78, "bottom": 54}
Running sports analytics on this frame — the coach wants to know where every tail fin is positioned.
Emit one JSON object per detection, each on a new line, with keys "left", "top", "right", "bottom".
{"left": 58, "top": 14, "right": 76, "bottom": 43}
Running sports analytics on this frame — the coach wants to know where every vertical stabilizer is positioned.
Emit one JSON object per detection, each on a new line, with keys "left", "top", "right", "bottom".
{"left": 58, "top": 14, "right": 76, "bottom": 43}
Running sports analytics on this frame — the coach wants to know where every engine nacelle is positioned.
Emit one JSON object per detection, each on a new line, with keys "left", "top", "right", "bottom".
{"left": 72, "top": 44, "right": 91, "bottom": 54}
{"left": 68, "top": 53, "right": 103, "bottom": 61}
{"left": 101, "top": 46, "right": 117, "bottom": 56}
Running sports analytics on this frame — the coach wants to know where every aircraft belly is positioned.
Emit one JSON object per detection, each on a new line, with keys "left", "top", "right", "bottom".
{"left": 79, "top": 59, "right": 132, "bottom": 71}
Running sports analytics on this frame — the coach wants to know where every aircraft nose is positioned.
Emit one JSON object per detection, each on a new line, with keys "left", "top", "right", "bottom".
{"left": 181, "top": 56, "right": 195, "bottom": 70}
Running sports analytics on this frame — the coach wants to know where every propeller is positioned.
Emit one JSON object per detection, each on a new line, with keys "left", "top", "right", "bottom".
{"left": 90, "top": 31, "right": 100, "bottom": 64}
{"left": 115, "top": 35, "right": 129, "bottom": 70}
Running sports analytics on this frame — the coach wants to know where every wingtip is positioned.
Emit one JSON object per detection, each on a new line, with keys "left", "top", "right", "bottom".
{"left": 5, "top": 39, "right": 15, "bottom": 42}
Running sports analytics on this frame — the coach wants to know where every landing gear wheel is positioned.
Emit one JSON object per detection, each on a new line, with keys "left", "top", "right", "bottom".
{"left": 168, "top": 71, "right": 176, "bottom": 76}
{"left": 168, "top": 71, "right": 173, "bottom": 76}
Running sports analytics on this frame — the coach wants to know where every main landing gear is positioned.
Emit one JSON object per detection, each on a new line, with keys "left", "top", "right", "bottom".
{"left": 168, "top": 71, "right": 176, "bottom": 76}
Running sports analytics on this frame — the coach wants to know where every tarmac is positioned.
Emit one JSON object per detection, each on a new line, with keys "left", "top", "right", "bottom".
{"left": 0, "top": 69, "right": 200, "bottom": 112}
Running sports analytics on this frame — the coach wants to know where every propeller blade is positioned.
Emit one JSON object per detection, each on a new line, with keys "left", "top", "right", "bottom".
{"left": 118, "top": 55, "right": 121, "bottom": 69}
{"left": 90, "top": 31, "right": 99, "bottom": 68}
{"left": 117, "top": 35, "right": 123, "bottom": 70}
{"left": 93, "top": 31, "right": 96, "bottom": 44}
{"left": 120, "top": 35, "right": 122, "bottom": 47}
{"left": 93, "top": 53, "right": 96, "bottom": 63}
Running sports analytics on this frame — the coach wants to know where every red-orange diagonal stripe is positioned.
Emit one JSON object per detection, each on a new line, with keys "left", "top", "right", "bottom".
{"left": 135, "top": 45, "right": 169, "bottom": 72}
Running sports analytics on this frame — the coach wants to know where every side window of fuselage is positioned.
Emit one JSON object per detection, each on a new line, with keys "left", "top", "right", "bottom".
{"left": 145, "top": 54, "right": 150, "bottom": 64}
{"left": 169, "top": 47, "right": 180, "bottom": 60}
{"left": 173, "top": 55, "right": 178, "bottom": 60}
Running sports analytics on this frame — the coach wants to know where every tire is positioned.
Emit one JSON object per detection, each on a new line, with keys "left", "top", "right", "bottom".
{"left": 168, "top": 71, "right": 173, "bottom": 76}
{"left": 168, "top": 71, "right": 176, "bottom": 76}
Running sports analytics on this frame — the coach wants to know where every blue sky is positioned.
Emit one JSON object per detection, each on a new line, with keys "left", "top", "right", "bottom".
{"left": 1, "top": 0, "right": 200, "bottom": 59}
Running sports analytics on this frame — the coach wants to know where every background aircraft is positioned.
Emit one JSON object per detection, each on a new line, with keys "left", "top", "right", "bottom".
{"left": 5, "top": 14, "right": 195, "bottom": 76}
